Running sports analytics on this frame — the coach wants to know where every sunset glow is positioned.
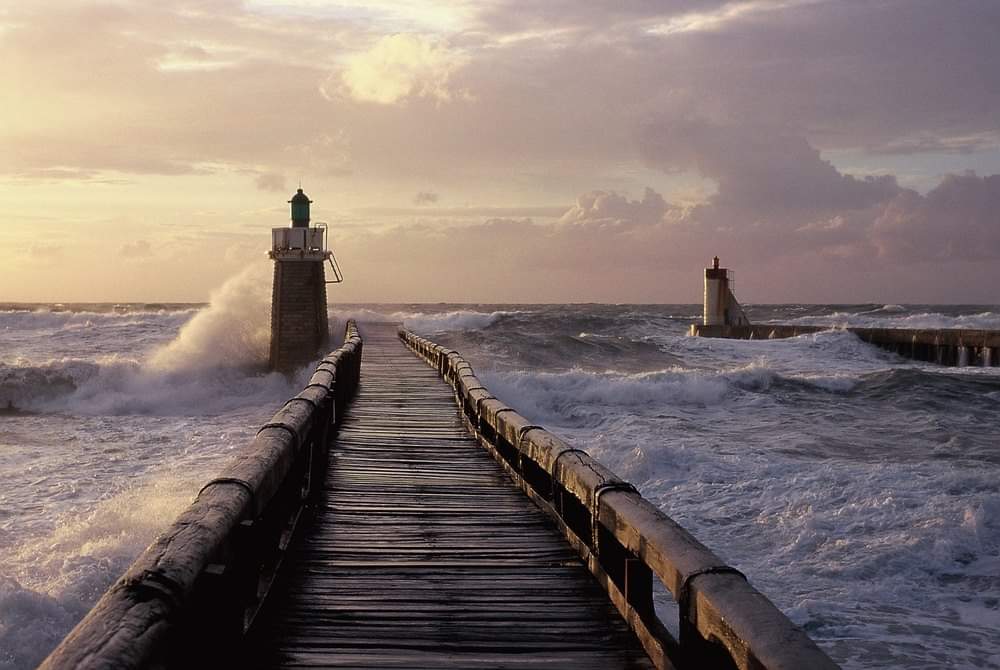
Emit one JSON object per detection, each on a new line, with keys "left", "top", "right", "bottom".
{"left": 2, "top": 0, "right": 998, "bottom": 303}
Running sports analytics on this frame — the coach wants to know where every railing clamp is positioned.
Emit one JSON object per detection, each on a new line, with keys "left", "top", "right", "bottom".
{"left": 517, "top": 425, "right": 543, "bottom": 441}
{"left": 592, "top": 482, "right": 639, "bottom": 552}
{"left": 678, "top": 565, "right": 748, "bottom": 616}
{"left": 286, "top": 396, "right": 319, "bottom": 411}
{"left": 550, "top": 448, "right": 588, "bottom": 498}
{"left": 513, "top": 425, "right": 543, "bottom": 468}
{"left": 258, "top": 422, "right": 300, "bottom": 448}
{"left": 198, "top": 477, "right": 256, "bottom": 511}
{"left": 126, "top": 570, "right": 185, "bottom": 611}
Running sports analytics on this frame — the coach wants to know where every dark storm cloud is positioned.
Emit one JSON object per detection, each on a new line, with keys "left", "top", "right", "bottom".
{"left": 873, "top": 173, "right": 1000, "bottom": 262}
{"left": 640, "top": 121, "right": 900, "bottom": 214}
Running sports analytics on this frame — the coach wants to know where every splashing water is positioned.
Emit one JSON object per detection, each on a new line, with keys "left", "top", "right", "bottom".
{"left": 150, "top": 266, "right": 273, "bottom": 371}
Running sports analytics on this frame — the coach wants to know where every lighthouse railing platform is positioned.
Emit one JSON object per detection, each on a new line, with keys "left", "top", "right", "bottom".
{"left": 270, "top": 227, "right": 328, "bottom": 260}
{"left": 40, "top": 322, "right": 363, "bottom": 670}
{"left": 399, "top": 328, "right": 839, "bottom": 670}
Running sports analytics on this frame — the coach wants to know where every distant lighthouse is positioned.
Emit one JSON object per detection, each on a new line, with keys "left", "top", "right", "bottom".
{"left": 703, "top": 256, "right": 750, "bottom": 326}
{"left": 268, "top": 188, "right": 341, "bottom": 371}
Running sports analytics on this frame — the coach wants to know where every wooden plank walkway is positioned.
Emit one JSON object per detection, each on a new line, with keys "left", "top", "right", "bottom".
{"left": 245, "top": 323, "right": 654, "bottom": 668}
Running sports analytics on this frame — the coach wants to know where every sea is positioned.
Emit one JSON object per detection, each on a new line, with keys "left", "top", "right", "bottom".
{"left": 1, "top": 268, "right": 998, "bottom": 669}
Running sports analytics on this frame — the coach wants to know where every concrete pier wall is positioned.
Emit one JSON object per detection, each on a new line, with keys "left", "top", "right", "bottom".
{"left": 690, "top": 323, "right": 1000, "bottom": 367}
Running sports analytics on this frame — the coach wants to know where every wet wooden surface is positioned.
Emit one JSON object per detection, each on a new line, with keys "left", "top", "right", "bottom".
{"left": 246, "top": 323, "right": 653, "bottom": 668}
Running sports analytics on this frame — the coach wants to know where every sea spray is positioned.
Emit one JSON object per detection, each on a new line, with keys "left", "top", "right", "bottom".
{"left": 151, "top": 265, "right": 273, "bottom": 371}
{"left": 0, "top": 472, "right": 198, "bottom": 670}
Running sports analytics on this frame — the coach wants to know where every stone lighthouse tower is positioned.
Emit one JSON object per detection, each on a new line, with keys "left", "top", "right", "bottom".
{"left": 268, "top": 188, "right": 338, "bottom": 371}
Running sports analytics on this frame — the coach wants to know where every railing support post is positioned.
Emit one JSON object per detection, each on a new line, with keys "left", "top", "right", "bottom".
{"left": 625, "top": 557, "right": 654, "bottom": 620}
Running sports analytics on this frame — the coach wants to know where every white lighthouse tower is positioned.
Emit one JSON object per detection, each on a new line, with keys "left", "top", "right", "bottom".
{"left": 268, "top": 189, "right": 343, "bottom": 371}
{"left": 703, "top": 256, "right": 750, "bottom": 327}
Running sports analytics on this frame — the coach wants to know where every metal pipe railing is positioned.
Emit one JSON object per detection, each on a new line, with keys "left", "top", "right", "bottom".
{"left": 40, "top": 321, "right": 363, "bottom": 670}
{"left": 399, "top": 328, "right": 840, "bottom": 670}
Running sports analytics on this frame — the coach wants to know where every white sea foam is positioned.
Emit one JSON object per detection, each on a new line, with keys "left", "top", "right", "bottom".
{"left": 478, "top": 361, "right": 866, "bottom": 431}
{"left": 402, "top": 309, "right": 511, "bottom": 333}
{"left": 150, "top": 266, "right": 273, "bottom": 371}
{"left": 784, "top": 310, "right": 1000, "bottom": 330}
{"left": 329, "top": 308, "right": 512, "bottom": 334}
{"left": 0, "top": 309, "right": 197, "bottom": 333}
{"left": 0, "top": 468, "right": 210, "bottom": 669}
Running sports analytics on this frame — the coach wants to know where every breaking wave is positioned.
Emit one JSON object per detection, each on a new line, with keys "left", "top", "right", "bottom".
{"left": 0, "top": 471, "right": 203, "bottom": 669}
{"left": 330, "top": 307, "right": 514, "bottom": 334}
{"left": 479, "top": 362, "right": 863, "bottom": 429}
{"left": 0, "top": 268, "right": 310, "bottom": 415}
{"left": 784, "top": 309, "right": 1000, "bottom": 330}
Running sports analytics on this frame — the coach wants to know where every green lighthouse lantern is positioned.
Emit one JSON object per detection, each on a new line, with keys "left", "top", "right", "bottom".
{"left": 289, "top": 188, "right": 312, "bottom": 228}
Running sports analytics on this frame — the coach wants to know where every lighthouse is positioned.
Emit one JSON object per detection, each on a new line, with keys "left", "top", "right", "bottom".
{"left": 703, "top": 256, "right": 750, "bottom": 326}
{"left": 268, "top": 189, "right": 341, "bottom": 371}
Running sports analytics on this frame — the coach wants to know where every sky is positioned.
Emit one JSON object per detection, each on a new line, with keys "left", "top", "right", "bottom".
{"left": 1, "top": 0, "right": 998, "bottom": 303}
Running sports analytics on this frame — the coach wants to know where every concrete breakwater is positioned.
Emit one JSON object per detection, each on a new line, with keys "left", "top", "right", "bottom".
{"left": 399, "top": 328, "right": 839, "bottom": 670}
{"left": 691, "top": 323, "right": 1000, "bottom": 367}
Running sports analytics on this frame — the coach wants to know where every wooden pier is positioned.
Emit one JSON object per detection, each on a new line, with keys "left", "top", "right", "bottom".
{"left": 244, "top": 324, "right": 653, "bottom": 667}
{"left": 43, "top": 321, "right": 839, "bottom": 670}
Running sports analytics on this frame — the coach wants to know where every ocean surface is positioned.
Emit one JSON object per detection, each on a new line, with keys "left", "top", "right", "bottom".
{"left": 1, "top": 271, "right": 999, "bottom": 668}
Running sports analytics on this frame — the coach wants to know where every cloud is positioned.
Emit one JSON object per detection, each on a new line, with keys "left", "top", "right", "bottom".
{"left": 6, "top": 167, "right": 130, "bottom": 185}
{"left": 119, "top": 240, "right": 153, "bottom": 259}
{"left": 331, "top": 33, "right": 469, "bottom": 105}
{"left": 354, "top": 205, "right": 566, "bottom": 218}
{"left": 648, "top": 0, "right": 812, "bottom": 36}
{"left": 2, "top": 0, "right": 1000, "bottom": 302}
{"left": 255, "top": 172, "right": 287, "bottom": 192}
{"left": 868, "top": 132, "right": 1000, "bottom": 157}
{"left": 637, "top": 120, "right": 1000, "bottom": 265}
{"left": 641, "top": 121, "right": 900, "bottom": 216}
{"left": 413, "top": 191, "right": 439, "bottom": 205}
{"left": 559, "top": 187, "right": 668, "bottom": 228}
{"left": 873, "top": 173, "right": 1000, "bottom": 262}
{"left": 281, "top": 132, "right": 353, "bottom": 177}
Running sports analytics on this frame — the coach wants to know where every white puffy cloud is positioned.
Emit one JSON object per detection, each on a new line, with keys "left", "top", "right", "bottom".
{"left": 332, "top": 33, "right": 469, "bottom": 105}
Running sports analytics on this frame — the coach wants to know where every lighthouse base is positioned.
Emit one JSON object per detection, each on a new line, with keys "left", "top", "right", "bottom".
{"left": 269, "top": 260, "right": 329, "bottom": 372}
